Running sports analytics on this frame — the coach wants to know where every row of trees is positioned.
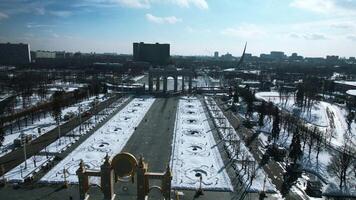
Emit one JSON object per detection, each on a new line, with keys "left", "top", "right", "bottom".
{"left": 252, "top": 91, "right": 355, "bottom": 191}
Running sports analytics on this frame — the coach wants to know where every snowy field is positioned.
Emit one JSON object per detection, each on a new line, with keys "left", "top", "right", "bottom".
{"left": 254, "top": 92, "right": 355, "bottom": 196}
{"left": 40, "top": 97, "right": 155, "bottom": 184}
{"left": 205, "top": 97, "right": 278, "bottom": 193}
{"left": 3, "top": 97, "right": 130, "bottom": 183}
{"left": 0, "top": 95, "right": 108, "bottom": 157}
{"left": 170, "top": 96, "right": 233, "bottom": 191}
{"left": 4, "top": 155, "right": 54, "bottom": 183}
{"left": 255, "top": 91, "right": 356, "bottom": 148}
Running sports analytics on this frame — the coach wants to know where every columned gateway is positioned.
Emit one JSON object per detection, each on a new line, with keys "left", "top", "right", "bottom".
{"left": 148, "top": 67, "right": 194, "bottom": 93}
{"left": 76, "top": 152, "right": 172, "bottom": 200}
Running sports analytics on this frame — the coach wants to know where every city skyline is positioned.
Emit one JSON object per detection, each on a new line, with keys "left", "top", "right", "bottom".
{"left": 1, "top": 0, "right": 356, "bottom": 57}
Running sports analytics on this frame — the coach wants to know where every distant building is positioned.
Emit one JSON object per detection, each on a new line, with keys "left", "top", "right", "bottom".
{"left": 35, "top": 51, "right": 56, "bottom": 59}
{"left": 305, "top": 57, "right": 325, "bottom": 64}
{"left": 326, "top": 55, "right": 339, "bottom": 63}
{"left": 270, "top": 51, "right": 286, "bottom": 60}
{"left": 289, "top": 53, "right": 303, "bottom": 61}
{"left": 260, "top": 53, "right": 270, "bottom": 59}
{"left": 214, "top": 51, "right": 219, "bottom": 58}
{"left": 55, "top": 51, "right": 66, "bottom": 59}
{"left": 244, "top": 53, "right": 252, "bottom": 60}
{"left": 133, "top": 42, "right": 170, "bottom": 65}
{"left": 221, "top": 52, "right": 234, "bottom": 61}
{"left": 0, "top": 43, "right": 31, "bottom": 65}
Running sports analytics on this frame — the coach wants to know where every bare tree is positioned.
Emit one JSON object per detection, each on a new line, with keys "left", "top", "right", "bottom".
{"left": 327, "top": 140, "right": 355, "bottom": 190}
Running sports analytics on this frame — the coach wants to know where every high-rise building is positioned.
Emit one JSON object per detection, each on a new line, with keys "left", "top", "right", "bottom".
{"left": 214, "top": 51, "right": 219, "bottom": 58}
{"left": 133, "top": 42, "right": 170, "bottom": 65}
{"left": 0, "top": 43, "right": 31, "bottom": 65}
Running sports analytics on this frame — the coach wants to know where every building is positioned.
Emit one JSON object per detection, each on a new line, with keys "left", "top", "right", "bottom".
{"left": 214, "top": 51, "right": 219, "bottom": 58}
{"left": 0, "top": 43, "right": 31, "bottom": 65}
{"left": 133, "top": 42, "right": 170, "bottom": 65}
{"left": 289, "top": 53, "right": 303, "bottom": 61}
{"left": 326, "top": 55, "right": 339, "bottom": 63}
{"left": 35, "top": 51, "right": 56, "bottom": 59}
{"left": 221, "top": 52, "right": 234, "bottom": 61}
{"left": 270, "top": 51, "right": 286, "bottom": 60}
{"left": 55, "top": 51, "right": 66, "bottom": 59}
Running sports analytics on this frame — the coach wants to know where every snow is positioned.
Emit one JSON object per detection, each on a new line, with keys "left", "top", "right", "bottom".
{"left": 0, "top": 95, "right": 108, "bottom": 156}
{"left": 0, "top": 93, "right": 12, "bottom": 102}
{"left": 40, "top": 136, "right": 78, "bottom": 154}
{"left": 255, "top": 91, "right": 355, "bottom": 148}
{"left": 131, "top": 75, "right": 145, "bottom": 82}
{"left": 3, "top": 97, "right": 131, "bottom": 183}
{"left": 254, "top": 92, "right": 356, "bottom": 197}
{"left": 334, "top": 80, "right": 356, "bottom": 87}
{"left": 205, "top": 97, "right": 277, "bottom": 193}
{"left": 170, "top": 96, "right": 233, "bottom": 191}
{"left": 4, "top": 155, "right": 54, "bottom": 183}
{"left": 40, "top": 97, "right": 155, "bottom": 184}
{"left": 346, "top": 90, "right": 356, "bottom": 96}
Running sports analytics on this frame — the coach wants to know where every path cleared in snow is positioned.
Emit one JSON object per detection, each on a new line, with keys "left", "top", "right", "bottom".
{"left": 40, "top": 97, "right": 155, "bottom": 184}
{"left": 170, "top": 96, "right": 233, "bottom": 191}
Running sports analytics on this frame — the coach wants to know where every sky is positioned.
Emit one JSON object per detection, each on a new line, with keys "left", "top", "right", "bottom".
{"left": 0, "top": 0, "right": 356, "bottom": 57}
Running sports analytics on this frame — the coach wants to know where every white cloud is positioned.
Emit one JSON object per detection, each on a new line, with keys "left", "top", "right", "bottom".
{"left": 290, "top": 0, "right": 334, "bottom": 13}
{"left": 347, "top": 35, "right": 356, "bottom": 41}
{"left": 290, "top": 0, "right": 356, "bottom": 15}
{"left": 26, "top": 23, "right": 57, "bottom": 28}
{"left": 49, "top": 10, "right": 72, "bottom": 17}
{"left": 114, "top": 0, "right": 150, "bottom": 9}
{"left": 221, "top": 24, "right": 266, "bottom": 38}
{"left": 146, "top": 13, "right": 182, "bottom": 24}
{"left": 0, "top": 12, "right": 9, "bottom": 20}
{"left": 303, "top": 33, "right": 327, "bottom": 40}
{"left": 172, "top": 0, "right": 208, "bottom": 10}
{"left": 79, "top": 0, "right": 208, "bottom": 9}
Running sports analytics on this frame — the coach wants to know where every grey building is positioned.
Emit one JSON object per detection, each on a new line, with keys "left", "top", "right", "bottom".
{"left": 0, "top": 43, "right": 31, "bottom": 65}
{"left": 214, "top": 51, "right": 219, "bottom": 58}
{"left": 133, "top": 42, "right": 170, "bottom": 65}
{"left": 270, "top": 51, "right": 286, "bottom": 60}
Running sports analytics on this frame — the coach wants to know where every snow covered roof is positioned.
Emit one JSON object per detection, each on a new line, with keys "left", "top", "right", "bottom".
{"left": 335, "top": 81, "right": 356, "bottom": 87}
{"left": 346, "top": 90, "right": 356, "bottom": 96}
{"left": 223, "top": 68, "right": 235, "bottom": 72}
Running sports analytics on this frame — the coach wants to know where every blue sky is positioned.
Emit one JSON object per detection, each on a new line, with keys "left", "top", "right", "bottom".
{"left": 0, "top": 0, "right": 356, "bottom": 57}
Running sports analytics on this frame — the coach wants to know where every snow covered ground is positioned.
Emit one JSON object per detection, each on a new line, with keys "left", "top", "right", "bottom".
{"left": 254, "top": 92, "right": 355, "bottom": 197}
{"left": 4, "top": 155, "right": 54, "bottom": 183}
{"left": 170, "top": 96, "right": 233, "bottom": 191}
{"left": 131, "top": 75, "right": 145, "bottom": 82}
{"left": 0, "top": 95, "right": 108, "bottom": 157}
{"left": 205, "top": 97, "right": 278, "bottom": 193}
{"left": 255, "top": 91, "right": 355, "bottom": 148}
{"left": 40, "top": 97, "right": 155, "bottom": 184}
{"left": 40, "top": 136, "right": 79, "bottom": 154}
{"left": 47, "top": 81, "right": 86, "bottom": 93}
{"left": 3, "top": 97, "right": 130, "bottom": 183}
